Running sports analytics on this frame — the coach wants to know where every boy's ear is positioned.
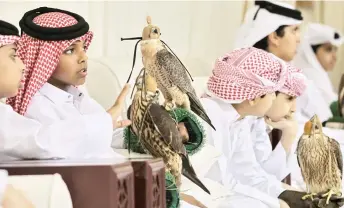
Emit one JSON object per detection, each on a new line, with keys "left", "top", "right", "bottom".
{"left": 249, "top": 97, "right": 261, "bottom": 106}
{"left": 267, "top": 32, "right": 280, "bottom": 47}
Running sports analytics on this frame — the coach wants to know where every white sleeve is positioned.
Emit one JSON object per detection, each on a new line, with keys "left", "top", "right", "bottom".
{"left": 112, "top": 128, "right": 124, "bottom": 149}
{"left": 252, "top": 118, "right": 291, "bottom": 180}
{"left": 261, "top": 143, "right": 292, "bottom": 180}
{"left": 201, "top": 99, "right": 282, "bottom": 208}
{"left": 0, "top": 103, "right": 116, "bottom": 159}
{"left": 231, "top": 122, "right": 285, "bottom": 199}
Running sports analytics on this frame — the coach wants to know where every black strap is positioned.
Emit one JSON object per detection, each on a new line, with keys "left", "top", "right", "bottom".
{"left": 335, "top": 32, "right": 341, "bottom": 40}
{"left": 19, "top": 7, "right": 89, "bottom": 41}
{"left": 254, "top": 1, "right": 303, "bottom": 21}
{"left": 0, "top": 20, "right": 19, "bottom": 36}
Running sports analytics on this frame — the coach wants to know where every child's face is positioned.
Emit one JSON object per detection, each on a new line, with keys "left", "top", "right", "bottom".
{"left": 0, "top": 44, "right": 24, "bottom": 98}
{"left": 265, "top": 92, "right": 296, "bottom": 122}
{"left": 251, "top": 92, "right": 276, "bottom": 117}
{"left": 273, "top": 24, "right": 301, "bottom": 62}
{"left": 49, "top": 40, "right": 88, "bottom": 89}
{"left": 315, "top": 43, "right": 338, "bottom": 72}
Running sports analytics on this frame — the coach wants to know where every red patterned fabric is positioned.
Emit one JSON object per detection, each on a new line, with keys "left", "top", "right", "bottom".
{"left": 7, "top": 12, "right": 93, "bottom": 115}
{"left": 279, "top": 65, "right": 307, "bottom": 97}
{"left": 207, "top": 47, "right": 287, "bottom": 102}
{"left": 0, "top": 35, "right": 19, "bottom": 47}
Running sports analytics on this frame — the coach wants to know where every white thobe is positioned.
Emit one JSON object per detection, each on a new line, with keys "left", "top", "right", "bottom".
{"left": 0, "top": 100, "right": 117, "bottom": 160}
{"left": 11, "top": 83, "right": 124, "bottom": 159}
{"left": 292, "top": 34, "right": 338, "bottom": 122}
{"left": 296, "top": 79, "right": 333, "bottom": 122}
{"left": 201, "top": 97, "right": 284, "bottom": 208}
{"left": 249, "top": 117, "right": 292, "bottom": 181}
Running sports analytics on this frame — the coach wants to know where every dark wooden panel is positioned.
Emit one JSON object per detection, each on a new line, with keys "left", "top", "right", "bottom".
{"left": 131, "top": 159, "right": 166, "bottom": 208}
{"left": 0, "top": 159, "right": 135, "bottom": 208}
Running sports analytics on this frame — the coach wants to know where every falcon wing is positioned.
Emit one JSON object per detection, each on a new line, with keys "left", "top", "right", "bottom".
{"left": 296, "top": 136, "right": 302, "bottom": 168}
{"left": 147, "top": 103, "right": 210, "bottom": 194}
{"left": 156, "top": 49, "right": 215, "bottom": 130}
{"left": 147, "top": 103, "right": 186, "bottom": 155}
{"left": 156, "top": 49, "right": 195, "bottom": 95}
{"left": 330, "top": 138, "right": 343, "bottom": 178}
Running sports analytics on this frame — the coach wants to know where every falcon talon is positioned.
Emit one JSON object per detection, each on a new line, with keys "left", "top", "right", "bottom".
{"left": 301, "top": 193, "right": 317, "bottom": 201}
{"left": 321, "top": 189, "right": 342, "bottom": 205}
{"left": 164, "top": 102, "right": 176, "bottom": 112}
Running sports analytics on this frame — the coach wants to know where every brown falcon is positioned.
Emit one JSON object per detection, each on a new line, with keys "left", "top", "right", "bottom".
{"left": 297, "top": 114, "right": 343, "bottom": 206}
{"left": 129, "top": 72, "right": 210, "bottom": 194}
{"left": 138, "top": 16, "right": 215, "bottom": 131}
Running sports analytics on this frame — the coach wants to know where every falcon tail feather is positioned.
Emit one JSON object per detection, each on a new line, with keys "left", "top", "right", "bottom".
{"left": 181, "top": 155, "right": 210, "bottom": 195}
{"left": 188, "top": 92, "right": 216, "bottom": 131}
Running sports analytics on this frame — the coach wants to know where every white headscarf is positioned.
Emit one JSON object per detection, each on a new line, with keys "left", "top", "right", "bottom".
{"left": 292, "top": 23, "right": 343, "bottom": 105}
{"left": 234, "top": 0, "right": 303, "bottom": 49}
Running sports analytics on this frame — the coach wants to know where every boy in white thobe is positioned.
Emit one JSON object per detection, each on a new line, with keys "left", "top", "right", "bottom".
{"left": 0, "top": 19, "right": 59, "bottom": 208}
{"left": 293, "top": 23, "right": 343, "bottom": 122}
{"left": 234, "top": 0, "right": 304, "bottom": 181}
{"left": 0, "top": 9, "right": 131, "bottom": 160}
{"left": 196, "top": 47, "right": 311, "bottom": 208}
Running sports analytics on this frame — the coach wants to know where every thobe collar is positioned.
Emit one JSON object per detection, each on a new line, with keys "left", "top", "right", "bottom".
{"left": 39, "top": 83, "right": 84, "bottom": 104}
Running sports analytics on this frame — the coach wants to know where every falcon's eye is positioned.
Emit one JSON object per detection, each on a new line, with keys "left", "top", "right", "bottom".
{"left": 314, "top": 125, "right": 319, "bottom": 130}
{"left": 151, "top": 28, "right": 158, "bottom": 34}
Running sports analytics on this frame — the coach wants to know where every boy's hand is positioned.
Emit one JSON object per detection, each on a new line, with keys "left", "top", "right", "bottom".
{"left": 265, "top": 115, "right": 298, "bottom": 153}
{"left": 2, "top": 184, "right": 35, "bottom": 208}
{"left": 107, "top": 84, "right": 132, "bottom": 128}
{"left": 264, "top": 114, "right": 298, "bottom": 136}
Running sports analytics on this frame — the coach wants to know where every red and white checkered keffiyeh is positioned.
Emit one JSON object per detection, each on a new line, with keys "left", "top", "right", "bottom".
{"left": 206, "top": 47, "right": 287, "bottom": 102}
{"left": 7, "top": 12, "right": 93, "bottom": 115}
{"left": 0, "top": 35, "right": 19, "bottom": 47}
{"left": 279, "top": 64, "right": 307, "bottom": 97}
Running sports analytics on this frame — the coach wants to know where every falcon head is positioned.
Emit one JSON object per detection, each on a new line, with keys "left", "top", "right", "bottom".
{"left": 142, "top": 16, "right": 161, "bottom": 40}
{"left": 303, "top": 114, "right": 323, "bottom": 136}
